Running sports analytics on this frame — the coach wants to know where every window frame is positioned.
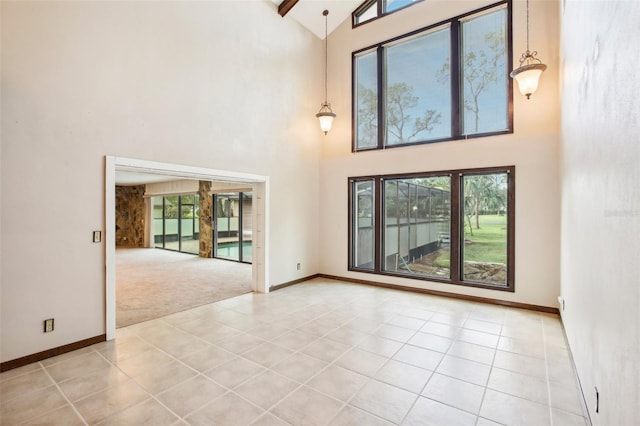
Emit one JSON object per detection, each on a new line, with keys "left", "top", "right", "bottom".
{"left": 348, "top": 165, "right": 515, "bottom": 292}
{"left": 352, "top": 0, "right": 513, "bottom": 152}
{"left": 352, "top": 0, "right": 425, "bottom": 28}
{"left": 213, "top": 191, "right": 253, "bottom": 264}
{"left": 153, "top": 194, "right": 200, "bottom": 255}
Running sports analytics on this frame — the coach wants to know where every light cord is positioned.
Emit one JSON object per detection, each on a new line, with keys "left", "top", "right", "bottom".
{"left": 526, "top": 0, "right": 530, "bottom": 53}
{"left": 324, "top": 10, "right": 328, "bottom": 103}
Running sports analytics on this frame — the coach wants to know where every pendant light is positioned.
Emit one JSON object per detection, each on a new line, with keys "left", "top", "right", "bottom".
{"left": 316, "top": 9, "right": 336, "bottom": 135}
{"left": 510, "top": 0, "right": 547, "bottom": 99}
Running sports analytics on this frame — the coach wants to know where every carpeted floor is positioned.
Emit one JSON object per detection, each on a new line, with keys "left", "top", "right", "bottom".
{"left": 116, "top": 248, "right": 252, "bottom": 328}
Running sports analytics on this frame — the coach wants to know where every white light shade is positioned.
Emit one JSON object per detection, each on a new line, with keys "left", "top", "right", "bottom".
{"left": 316, "top": 103, "right": 336, "bottom": 135}
{"left": 510, "top": 63, "right": 547, "bottom": 99}
{"left": 317, "top": 114, "right": 335, "bottom": 134}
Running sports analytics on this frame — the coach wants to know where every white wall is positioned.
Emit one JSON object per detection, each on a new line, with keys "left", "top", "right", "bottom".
{"left": 0, "top": 1, "right": 322, "bottom": 362}
{"left": 560, "top": 1, "right": 640, "bottom": 424}
{"left": 319, "top": 0, "right": 562, "bottom": 307}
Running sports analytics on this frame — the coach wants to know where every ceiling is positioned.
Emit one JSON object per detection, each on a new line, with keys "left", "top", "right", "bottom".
{"left": 272, "top": 0, "right": 361, "bottom": 39}
{"left": 117, "top": 1, "right": 362, "bottom": 187}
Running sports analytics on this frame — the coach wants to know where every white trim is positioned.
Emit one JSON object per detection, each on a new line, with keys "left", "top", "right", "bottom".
{"left": 105, "top": 157, "right": 116, "bottom": 340}
{"left": 105, "top": 156, "right": 269, "bottom": 340}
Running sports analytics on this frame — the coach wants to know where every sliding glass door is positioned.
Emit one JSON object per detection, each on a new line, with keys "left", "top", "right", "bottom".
{"left": 152, "top": 194, "right": 200, "bottom": 255}
{"left": 213, "top": 192, "right": 252, "bottom": 263}
{"left": 179, "top": 195, "right": 199, "bottom": 255}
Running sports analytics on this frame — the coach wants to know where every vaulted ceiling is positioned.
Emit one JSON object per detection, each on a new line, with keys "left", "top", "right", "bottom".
{"left": 272, "top": 0, "right": 361, "bottom": 39}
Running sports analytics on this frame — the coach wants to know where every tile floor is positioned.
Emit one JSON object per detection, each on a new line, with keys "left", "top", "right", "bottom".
{"left": 0, "top": 279, "right": 590, "bottom": 425}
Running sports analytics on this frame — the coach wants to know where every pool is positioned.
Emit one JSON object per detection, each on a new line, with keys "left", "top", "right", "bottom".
{"left": 216, "top": 241, "right": 252, "bottom": 262}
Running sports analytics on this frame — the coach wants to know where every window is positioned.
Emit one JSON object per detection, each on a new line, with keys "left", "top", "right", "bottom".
{"left": 213, "top": 192, "right": 253, "bottom": 264}
{"left": 349, "top": 166, "right": 515, "bottom": 291}
{"left": 353, "top": 0, "right": 424, "bottom": 26}
{"left": 153, "top": 194, "right": 200, "bottom": 255}
{"left": 351, "top": 180, "right": 375, "bottom": 269}
{"left": 385, "top": 28, "right": 451, "bottom": 145}
{"left": 353, "top": 2, "right": 511, "bottom": 151}
{"left": 384, "top": 177, "right": 451, "bottom": 278}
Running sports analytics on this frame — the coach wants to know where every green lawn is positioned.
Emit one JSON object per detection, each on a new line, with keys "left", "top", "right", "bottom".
{"left": 435, "top": 214, "right": 507, "bottom": 266}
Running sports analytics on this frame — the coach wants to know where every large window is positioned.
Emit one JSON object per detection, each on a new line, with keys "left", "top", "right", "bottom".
{"left": 349, "top": 166, "right": 514, "bottom": 291}
{"left": 353, "top": 2, "right": 511, "bottom": 151}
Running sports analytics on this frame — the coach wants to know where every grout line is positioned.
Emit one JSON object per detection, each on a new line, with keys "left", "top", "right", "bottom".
{"left": 39, "top": 364, "right": 89, "bottom": 426}
{"left": 4, "top": 284, "right": 589, "bottom": 426}
{"left": 0, "top": 362, "right": 45, "bottom": 384}
{"left": 151, "top": 373, "right": 214, "bottom": 422}
{"left": 542, "top": 314, "right": 556, "bottom": 426}
{"left": 474, "top": 331, "right": 500, "bottom": 425}
{"left": 0, "top": 364, "right": 51, "bottom": 405}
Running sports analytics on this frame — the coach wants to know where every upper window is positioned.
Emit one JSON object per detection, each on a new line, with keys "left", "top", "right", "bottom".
{"left": 353, "top": 2, "right": 511, "bottom": 151}
{"left": 353, "top": 0, "right": 424, "bottom": 26}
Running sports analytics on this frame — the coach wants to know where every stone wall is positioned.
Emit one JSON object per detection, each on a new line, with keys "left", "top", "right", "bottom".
{"left": 115, "top": 185, "right": 145, "bottom": 247}
{"left": 199, "top": 181, "right": 213, "bottom": 258}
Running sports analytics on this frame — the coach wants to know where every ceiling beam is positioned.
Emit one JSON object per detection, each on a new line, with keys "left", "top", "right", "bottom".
{"left": 278, "top": 0, "right": 299, "bottom": 17}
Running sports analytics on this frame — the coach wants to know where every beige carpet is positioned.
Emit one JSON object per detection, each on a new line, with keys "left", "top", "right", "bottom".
{"left": 116, "top": 248, "right": 252, "bottom": 328}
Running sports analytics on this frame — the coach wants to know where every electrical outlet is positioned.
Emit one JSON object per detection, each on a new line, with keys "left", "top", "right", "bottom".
{"left": 44, "top": 318, "right": 54, "bottom": 333}
{"left": 296, "top": 263, "right": 301, "bottom": 271}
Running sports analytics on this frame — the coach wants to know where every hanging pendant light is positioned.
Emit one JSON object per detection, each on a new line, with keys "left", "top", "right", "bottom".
{"left": 510, "top": 0, "right": 547, "bottom": 99}
{"left": 316, "top": 9, "right": 336, "bottom": 135}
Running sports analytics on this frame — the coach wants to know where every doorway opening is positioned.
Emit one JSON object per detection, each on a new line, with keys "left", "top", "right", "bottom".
{"left": 105, "top": 156, "right": 269, "bottom": 340}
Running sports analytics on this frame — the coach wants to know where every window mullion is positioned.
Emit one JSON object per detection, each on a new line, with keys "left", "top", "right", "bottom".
{"left": 178, "top": 196, "right": 182, "bottom": 252}
{"left": 450, "top": 173, "right": 461, "bottom": 282}
{"left": 374, "top": 178, "right": 383, "bottom": 272}
{"left": 212, "top": 195, "right": 218, "bottom": 258}
{"left": 239, "top": 193, "right": 244, "bottom": 262}
{"left": 162, "top": 197, "right": 166, "bottom": 249}
{"left": 507, "top": 169, "right": 515, "bottom": 288}
{"left": 450, "top": 20, "right": 461, "bottom": 139}
{"left": 376, "top": 46, "right": 385, "bottom": 149}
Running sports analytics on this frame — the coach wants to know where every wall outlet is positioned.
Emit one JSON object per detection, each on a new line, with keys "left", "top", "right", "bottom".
{"left": 44, "top": 318, "right": 54, "bottom": 333}
{"left": 296, "top": 263, "right": 301, "bottom": 271}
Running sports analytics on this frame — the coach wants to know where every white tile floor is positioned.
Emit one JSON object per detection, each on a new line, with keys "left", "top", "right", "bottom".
{"left": 0, "top": 279, "right": 590, "bottom": 425}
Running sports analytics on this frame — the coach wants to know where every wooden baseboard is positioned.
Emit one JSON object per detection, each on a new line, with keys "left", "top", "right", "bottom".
{"left": 270, "top": 274, "right": 321, "bottom": 292}
{"left": 0, "top": 334, "right": 107, "bottom": 372}
{"left": 317, "top": 274, "right": 559, "bottom": 314}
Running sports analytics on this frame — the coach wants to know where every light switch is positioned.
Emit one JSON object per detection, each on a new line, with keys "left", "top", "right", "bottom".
{"left": 93, "top": 231, "right": 101, "bottom": 243}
